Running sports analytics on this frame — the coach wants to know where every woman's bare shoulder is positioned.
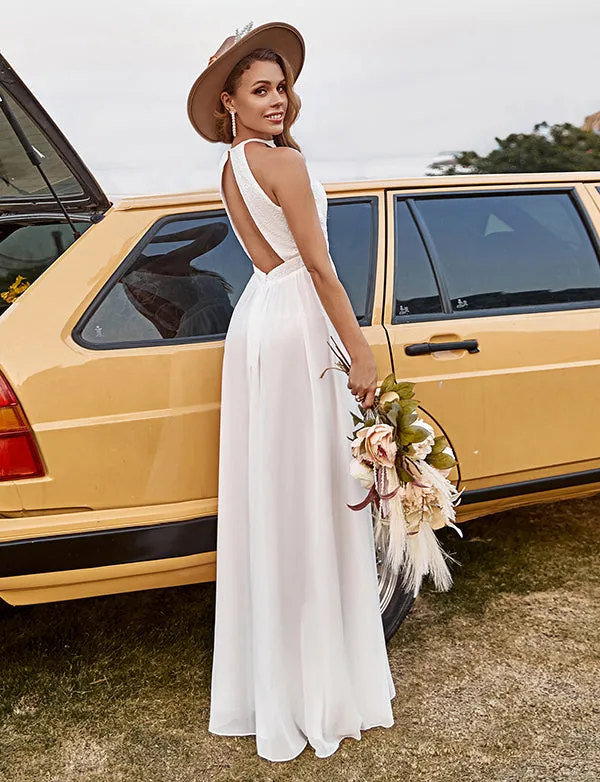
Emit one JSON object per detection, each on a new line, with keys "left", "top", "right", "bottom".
{"left": 246, "top": 141, "right": 306, "bottom": 170}
{"left": 270, "top": 145, "right": 305, "bottom": 167}
{"left": 267, "top": 146, "right": 309, "bottom": 184}
{"left": 244, "top": 143, "right": 309, "bottom": 193}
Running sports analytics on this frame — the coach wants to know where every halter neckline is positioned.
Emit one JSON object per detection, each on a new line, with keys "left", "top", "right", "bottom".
{"left": 230, "top": 137, "right": 276, "bottom": 150}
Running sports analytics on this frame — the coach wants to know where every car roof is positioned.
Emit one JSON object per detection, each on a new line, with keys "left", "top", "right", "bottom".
{"left": 111, "top": 170, "right": 600, "bottom": 211}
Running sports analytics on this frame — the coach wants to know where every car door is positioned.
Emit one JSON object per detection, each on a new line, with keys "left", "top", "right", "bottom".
{"left": 383, "top": 183, "right": 600, "bottom": 499}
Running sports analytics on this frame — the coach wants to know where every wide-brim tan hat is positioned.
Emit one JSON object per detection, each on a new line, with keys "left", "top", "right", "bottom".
{"left": 187, "top": 21, "right": 305, "bottom": 143}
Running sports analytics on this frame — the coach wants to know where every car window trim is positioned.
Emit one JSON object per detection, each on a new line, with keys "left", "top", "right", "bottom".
{"left": 389, "top": 185, "right": 600, "bottom": 324}
{"left": 405, "top": 197, "right": 452, "bottom": 313}
{"left": 328, "top": 194, "right": 378, "bottom": 327}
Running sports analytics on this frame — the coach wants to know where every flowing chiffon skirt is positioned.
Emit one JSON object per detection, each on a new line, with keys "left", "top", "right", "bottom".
{"left": 208, "top": 256, "right": 396, "bottom": 762}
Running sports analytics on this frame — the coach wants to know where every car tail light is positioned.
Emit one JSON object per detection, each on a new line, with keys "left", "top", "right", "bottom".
{"left": 0, "top": 372, "right": 44, "bottom": 481}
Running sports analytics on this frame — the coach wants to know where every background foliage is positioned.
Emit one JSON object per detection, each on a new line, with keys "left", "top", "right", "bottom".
{"left": 428, "top": 121, "right": 600, "bottom": 175}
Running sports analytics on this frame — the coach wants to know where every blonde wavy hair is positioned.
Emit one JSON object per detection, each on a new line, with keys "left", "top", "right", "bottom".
{"left": 213, "top": 48, "right": 302, "bottom": 152}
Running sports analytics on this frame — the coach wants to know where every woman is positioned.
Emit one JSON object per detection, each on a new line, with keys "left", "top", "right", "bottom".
{"left": 187, "top": 21, "right": 396, "bottom": 762}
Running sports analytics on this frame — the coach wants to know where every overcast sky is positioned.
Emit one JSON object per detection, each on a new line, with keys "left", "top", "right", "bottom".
{"left": 2, "top": 0, "right": 599, "bottom": 197}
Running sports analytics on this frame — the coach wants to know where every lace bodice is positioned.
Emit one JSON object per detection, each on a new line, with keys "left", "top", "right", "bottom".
{"left": 218, "top": 137, "right": 332, "bottom": 267}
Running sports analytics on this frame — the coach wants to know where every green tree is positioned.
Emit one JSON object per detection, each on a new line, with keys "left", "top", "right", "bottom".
{"left": 428, "top": 121, "right": 600, "bottom": 176}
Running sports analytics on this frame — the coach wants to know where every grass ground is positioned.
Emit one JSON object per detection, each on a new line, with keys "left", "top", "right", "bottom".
{"left": 1, "top": 494, "right": 599, "bottom": 782}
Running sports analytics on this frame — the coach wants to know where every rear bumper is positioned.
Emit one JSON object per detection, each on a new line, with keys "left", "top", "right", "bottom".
{"left": 0, "top": 513, "right": 217, "bottom": 606}
{"left": 0, "top": 515, "right": 217, "bottom": 577}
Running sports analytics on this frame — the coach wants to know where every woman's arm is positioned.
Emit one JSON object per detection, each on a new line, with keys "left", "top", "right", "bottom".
{"left": 270, "top": 147, "right": 378, "bottom": 408}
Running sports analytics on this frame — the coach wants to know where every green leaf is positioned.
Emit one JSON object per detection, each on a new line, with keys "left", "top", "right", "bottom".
{"left": 431, "top": 435, "right": 449, "bottom": 454}
{"left": 400, "top": 425, "right": 432, "bottom": 445}
{"left": 392, "top": 382, "right": 415, "bottom": 399}
{"left": 385, "top": 402, "right": 401, "bottom": 427}
{"left": 426, "top": 452, "right": 457, "bottom": 470}
{"left": 411, "top": 426, "right": 431, "bottom": 444}
{"left": 400, "top": 411, "right": 418, "bottom": 431}
{"left": 379, "top": 373, "right": 397, "bottom": 395}
{"left": 351, "top": 412, "right": 363, "bottom": 427}
{"left": 398, "top": 468, "right": 413, "bottom": 483}
{"left": 399, "top": 398, "right": 419, "bottom": 415}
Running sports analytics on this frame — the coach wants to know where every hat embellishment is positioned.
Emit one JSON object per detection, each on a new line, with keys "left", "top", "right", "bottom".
{"left": 234, "top": 21, "right": 254, "bottom": 43}
{"left": 207, "top": 21, "right": 255, "bottom": 66}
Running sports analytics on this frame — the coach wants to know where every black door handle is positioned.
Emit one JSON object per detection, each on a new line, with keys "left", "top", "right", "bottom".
{"left": 404, "top": 339, "right": 480, "bottom": 356}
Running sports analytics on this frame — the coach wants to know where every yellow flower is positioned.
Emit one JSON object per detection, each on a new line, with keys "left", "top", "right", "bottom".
{"left": 0, "top": 275, "right": 30, "bottom": 304}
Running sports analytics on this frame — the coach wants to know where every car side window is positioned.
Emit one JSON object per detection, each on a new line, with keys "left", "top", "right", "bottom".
{"left": 77, "top": 201, "right": 377, "bottom": 349}
{"left": 327, "top": 197, "right": 377, "bottom": 326}
{"left": 414, "top": 192, "right": 600, "bottom": 312}
{"left": 76, "top": 211, "right": 253, "bottom": 347}
{"left": 393, "top": 199, "right": 444, "bottom": 321}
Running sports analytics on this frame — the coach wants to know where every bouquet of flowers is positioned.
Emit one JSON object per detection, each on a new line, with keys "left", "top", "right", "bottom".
{"left": 322, "top": 336, "right": 464, "bottom": 598}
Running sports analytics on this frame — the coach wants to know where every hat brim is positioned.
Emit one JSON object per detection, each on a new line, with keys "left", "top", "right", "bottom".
{"left": 187, "top": 22, "right": 305, "bottom": 143}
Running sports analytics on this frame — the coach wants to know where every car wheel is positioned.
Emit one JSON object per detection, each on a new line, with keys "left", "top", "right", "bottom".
{"left": 377, "top": 551, "right": 418, "bottom": 643}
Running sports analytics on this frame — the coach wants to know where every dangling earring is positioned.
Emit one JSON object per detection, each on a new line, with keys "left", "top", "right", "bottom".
{"left": 229, "top": 109, "right": 237, "bottom": 138}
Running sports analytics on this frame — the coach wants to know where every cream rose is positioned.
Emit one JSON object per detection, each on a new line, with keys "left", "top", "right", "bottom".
{"left": 378, "top": 391, "right": 400, "bottom": 406}
{"left": 364, "top": 423, "right": 397, "bottom": 468}
{"left": 409, "top": 421, "right": 435, "bottom": 460}
{"left": 351, "top": 426, "right": 373, "bottom": 464}
{"left": 410, "top": 433, "right": 435, "bottom": 460}
{"left": 350, "top": 457, "right": 375, "bottom": 489}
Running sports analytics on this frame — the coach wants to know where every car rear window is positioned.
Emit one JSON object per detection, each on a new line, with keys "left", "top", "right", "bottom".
{"left": 0, "top": 89, "right": 84, "bottom": 201}
{"left": 0, "top": 219, "right": 93, "bottom": 316}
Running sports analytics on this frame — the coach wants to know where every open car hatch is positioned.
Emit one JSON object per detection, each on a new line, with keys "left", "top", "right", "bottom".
{"left": 0, "top": 52, "right": 111, "bottom": 215}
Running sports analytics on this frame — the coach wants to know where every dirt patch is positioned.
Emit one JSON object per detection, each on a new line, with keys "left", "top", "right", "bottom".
{"left": 1, "top": 495, "right": 599, "bottom": 781}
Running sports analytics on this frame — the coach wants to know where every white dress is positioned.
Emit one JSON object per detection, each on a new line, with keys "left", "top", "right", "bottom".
{"left": 208, "top": 137, "right": 395, "bottom": 762}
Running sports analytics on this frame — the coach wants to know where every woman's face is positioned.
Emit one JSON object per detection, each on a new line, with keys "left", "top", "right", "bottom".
{"left": 222, "top": 59, "right": 288, "bottom": 138}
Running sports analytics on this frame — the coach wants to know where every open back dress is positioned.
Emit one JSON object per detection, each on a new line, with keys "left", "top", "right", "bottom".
{"left": 208, "top": 137, "right": 395, "bottom": 762}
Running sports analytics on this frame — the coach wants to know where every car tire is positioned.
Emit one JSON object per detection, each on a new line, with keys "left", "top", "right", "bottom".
{"left": 380, "top": 579, "right": 417, "bottom": 643}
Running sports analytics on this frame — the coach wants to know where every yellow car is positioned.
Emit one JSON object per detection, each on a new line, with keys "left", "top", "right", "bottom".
{"left": 1, "top": 54, "right": 599, "bottom": 641}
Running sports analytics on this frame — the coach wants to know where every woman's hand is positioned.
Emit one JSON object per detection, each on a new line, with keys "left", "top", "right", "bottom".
{"left": 347, "top": 347, "right": 378, "bottom": 409}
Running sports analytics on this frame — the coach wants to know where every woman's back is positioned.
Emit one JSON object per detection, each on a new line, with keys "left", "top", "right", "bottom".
{"left": 218, "top": 137, "right": 332, "bottom": 278}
